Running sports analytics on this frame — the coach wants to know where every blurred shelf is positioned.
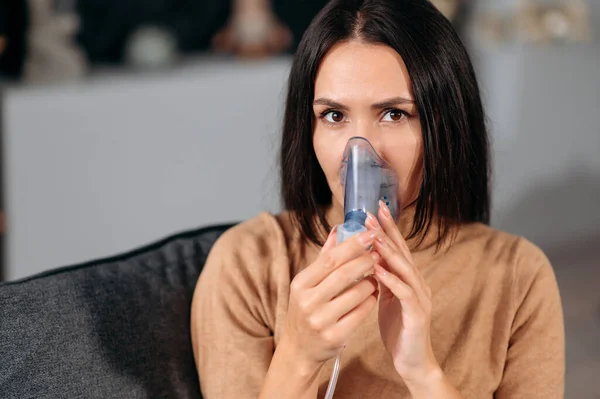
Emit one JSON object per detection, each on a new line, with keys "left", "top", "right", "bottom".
{"left": 4, "top": 54, "right": 294, "bottom": 92}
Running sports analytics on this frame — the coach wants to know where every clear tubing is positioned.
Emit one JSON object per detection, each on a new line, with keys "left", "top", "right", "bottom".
{"left": 324, "top": 349, "right": 344, "bottom": 399}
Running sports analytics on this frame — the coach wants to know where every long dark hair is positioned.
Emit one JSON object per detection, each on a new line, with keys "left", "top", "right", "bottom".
{"left": 280, "top": 0, "right": 490, "bottom": 247}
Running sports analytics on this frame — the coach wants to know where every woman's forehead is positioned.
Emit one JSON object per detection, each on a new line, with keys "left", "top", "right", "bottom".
{"left": 314, "top": 41, "right": 413, "bottom": 102}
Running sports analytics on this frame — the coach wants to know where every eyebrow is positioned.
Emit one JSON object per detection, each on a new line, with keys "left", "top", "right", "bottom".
{"left": 371, "top": 97, "right": 415, "bottom": 109}
{"left": 313, "top": 96, "right": 414, "bottom": 110}
{"left": 313, "top": 98, "right": 349, "bottom": 111}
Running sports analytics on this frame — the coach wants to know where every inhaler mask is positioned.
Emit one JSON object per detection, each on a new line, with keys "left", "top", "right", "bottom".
{"left": 336, "top": 136, "right": 400, "bottom": 243}
{"left": 325, "top": 136, "right": 400, "bottom": 399}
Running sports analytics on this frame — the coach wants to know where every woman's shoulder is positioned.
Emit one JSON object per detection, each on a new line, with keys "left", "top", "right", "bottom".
{"left": 211, "top": 211, "right": 288, "bottom": 256}
{"left": 455, "top": 222, "right": 555, "bottom": 284}
{"left": 206, "top": 210, "right": 304, "bottom": 267}
{"left": 197, "top": 212, "right": 289, "bottom": 297}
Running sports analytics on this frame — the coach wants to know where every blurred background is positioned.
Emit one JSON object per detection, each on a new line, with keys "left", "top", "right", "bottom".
{"left": 0, "top": 0, "right": 598, "bottom": 396}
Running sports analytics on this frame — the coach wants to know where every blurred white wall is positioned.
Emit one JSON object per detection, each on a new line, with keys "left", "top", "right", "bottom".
{"left": 472, "top": 0, "right": 600, "bottom": 249}
{"left": 469, "top": 6, "right": 600, "bottom": 394}
{"left": 486, "top": 45, "right": 600, "bottom": 248}
{"left": 4, "top": 57, "right": 289, "bottom": 280}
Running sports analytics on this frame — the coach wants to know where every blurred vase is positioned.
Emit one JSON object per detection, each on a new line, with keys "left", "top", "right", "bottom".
{"left": 23, "top": 0, "right": 87, "bottom": 84}
{"left": 124, "top": 26, "right": 178, "bottom": 70}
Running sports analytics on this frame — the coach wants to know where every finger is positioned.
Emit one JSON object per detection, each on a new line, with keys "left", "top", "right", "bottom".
{"left": 314, "top": 253, "right": 377, "bottom": 301}
{"left": 320, "top": 225, "right": 338, "bottom": 254}
{"left": 365, "top": 212, "right": 381, "bottom": 232}
{"left": 374, "top": 264, "right": 430, "bottom": 329}
{"left": 299, "top": 229, "right": 377, "bottom": 288}
{"left": 371, "top": 214, "right": 426, "bottom": 290}
{"left": 374, "top": 264, "right": 423, "bottom": 317}
{"left": 326, "top": 290, "right": 378, "bottom": 343}
{"left": 373, "top": 234, "right": 429, "bottom": 306}
{"left": 366, "top": 212, "right": 403, "bottom": 255}
{"left": 375, "top": 214, "right": 428, "bottom": 292}
{"left": 311, "top": 277, "right": 378, "bottom": 328}
{"left": 378, "top": 200, "right": 412, "bottom": 261}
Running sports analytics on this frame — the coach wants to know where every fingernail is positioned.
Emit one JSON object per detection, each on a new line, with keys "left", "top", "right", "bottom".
{"left": 375, "top": 235, "right": 387, "bottom": 247}
{"left": 328, "top": 225, "right": 338, "bottom": 238}
{"left": 374, "top": 264, "right": 388, "bottom": 277}
{"left": 370, "top": 251, "right": 380, "bottom": 263}
{"left": 379, "top": 200, "right": 391, "bottom": 219}
{"left": 358, "top": 231, "right": 377, "bottom": 246}
{"left": 367, "top": 212, "right": 381, "bottom": 229}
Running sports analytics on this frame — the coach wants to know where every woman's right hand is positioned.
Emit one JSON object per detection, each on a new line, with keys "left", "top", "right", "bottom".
{"left": 280, "top": 227, "right": 380, "bottom": 370}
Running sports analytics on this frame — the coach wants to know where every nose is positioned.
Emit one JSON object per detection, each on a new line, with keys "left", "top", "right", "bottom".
{"left": 351, "top": 121, "right": 385, "bottom": 159}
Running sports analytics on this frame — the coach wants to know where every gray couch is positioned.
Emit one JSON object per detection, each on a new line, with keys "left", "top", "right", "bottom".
{"left": 0, "top": 223, "right": 234, "bottom": 399}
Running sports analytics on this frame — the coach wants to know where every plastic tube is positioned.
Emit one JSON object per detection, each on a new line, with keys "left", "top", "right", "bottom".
{"left": 324, "top": 349, "right": 344, "bottom": 399}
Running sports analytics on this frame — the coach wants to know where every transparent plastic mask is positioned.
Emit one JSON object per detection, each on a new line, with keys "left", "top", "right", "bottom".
{"left": 336, "top": 136, "right": 399, "bottom": 242}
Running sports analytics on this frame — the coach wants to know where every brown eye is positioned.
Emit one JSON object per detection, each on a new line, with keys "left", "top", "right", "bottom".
{"left": 323, "top": 110, "right": 345, "bottom": 123}
{"left": 390, "top": 111, "right": 402, "bottom": 120}
{"left": 383, "top": 109, "right": 406, "bottom": 122}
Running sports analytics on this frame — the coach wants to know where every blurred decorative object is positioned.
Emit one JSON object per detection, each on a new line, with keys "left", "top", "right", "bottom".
{"left": 479, "top": 0, "right": 592, "bottom": 45}
{"left": 0, "top": 0, "right": 29, "bottom": 81}
{"left": 75, "top": 0, "right": 230, "bottom": 65}
{"left": 23, "top": 0, "right": 87, "bottom": 83}
{"left": 516, "top": 0, "right": 592, "bottom": 43}
{"left": 430, "top": 0, "right": 461, "bottom": 22}
{"left": 212, "top": 9, "right": 292, "bottom": 59}
{"left": 479, "top": 12, "right": 513, "bottom": 44}
{"left": 124, "top": 26, "right": 178, "bottom": 69}
{"left": 235, "top": 11, "right": 273, "bottom": 47}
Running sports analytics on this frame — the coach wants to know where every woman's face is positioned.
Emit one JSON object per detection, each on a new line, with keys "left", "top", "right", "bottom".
{"left": 313, "top": 40, "right": 423, "bottom": 217}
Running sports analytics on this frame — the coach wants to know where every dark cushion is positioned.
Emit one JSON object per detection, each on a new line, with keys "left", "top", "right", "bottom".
{"left": 0, "top": 223, "right": 234, "bottom": 399}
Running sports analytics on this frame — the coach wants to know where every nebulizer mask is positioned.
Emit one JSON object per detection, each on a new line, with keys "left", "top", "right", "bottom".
{"left": 336, "top": 137, "right": 399, "bottom": 242}
{"left": 324, "top": 136, "right": 399, "bottom": 399}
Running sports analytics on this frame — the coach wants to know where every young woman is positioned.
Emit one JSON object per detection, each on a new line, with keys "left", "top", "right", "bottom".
{"left": 191, "top": 1, "right": 565, "bottom": 398}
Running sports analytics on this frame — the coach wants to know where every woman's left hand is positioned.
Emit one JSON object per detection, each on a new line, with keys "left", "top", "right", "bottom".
{"left": 364, "top": 201, "right": 441, "bottom": 390}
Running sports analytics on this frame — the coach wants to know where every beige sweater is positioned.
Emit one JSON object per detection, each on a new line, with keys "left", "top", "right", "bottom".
{"left": 191, "top": 211, "right": 564, "bottom": 398}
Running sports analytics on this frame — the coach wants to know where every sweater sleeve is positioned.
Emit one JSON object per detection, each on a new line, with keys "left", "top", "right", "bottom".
{"left": 191, "top": 216, "right": 283, "bottom": 398}
{"left": 495, "top": 240, "right": 565, "bottom": 398}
